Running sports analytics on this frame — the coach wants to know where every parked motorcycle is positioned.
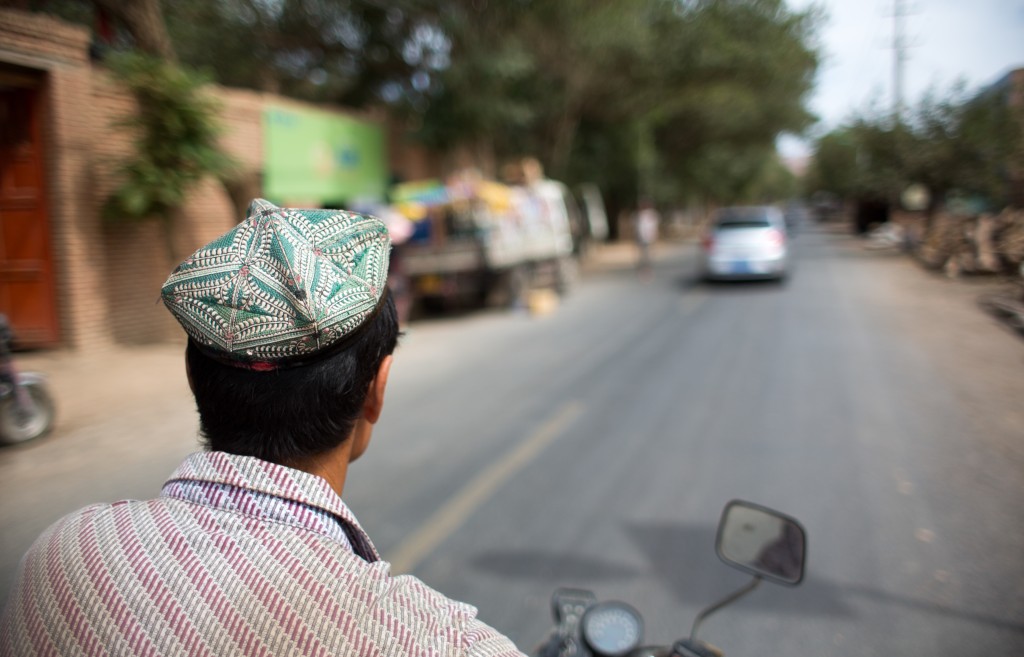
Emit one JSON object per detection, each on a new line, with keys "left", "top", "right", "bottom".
{"left": 0, "top": 315, "right": 56, "bottom": 445}
{"left": 538, "top": 500, "right": 807, "bottom": 657}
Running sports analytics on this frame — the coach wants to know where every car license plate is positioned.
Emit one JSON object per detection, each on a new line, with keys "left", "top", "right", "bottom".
{"left": 730, "top": 260, "right": 751, "bottom": 274}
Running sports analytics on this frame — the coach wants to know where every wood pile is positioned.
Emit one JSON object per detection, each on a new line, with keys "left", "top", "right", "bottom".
{"left": 917, "top": 208, "right": 1024, "bottom": 280}
{"left": 871, "top": 209, "right": 1024, "bottom": 334}
{"left": 917, "top": 206, "right": 1024, "bottom": 329}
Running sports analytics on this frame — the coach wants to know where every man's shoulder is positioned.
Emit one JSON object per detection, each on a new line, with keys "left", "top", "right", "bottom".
{"left": 10, "top": 497, "right": 195, "bottom": 589}
{"left": 374, "top": 573, "right": 526, "bottom": 656}
{"left": 4, "top": 498, "right": 525, "bottom": 656}
{"left": 24, "top": 499, "right": 144, "bottom": 551}
{"left": 26, "top": 495, "right": 192, "bottom": 544}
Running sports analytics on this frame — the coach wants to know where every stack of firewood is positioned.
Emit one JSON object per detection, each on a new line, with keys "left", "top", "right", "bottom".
{"left": 996, "top": 209, "right": 1024, "bottom": 274}
{"left": 918, "top": 208, "right": 1024, "bottom": 279}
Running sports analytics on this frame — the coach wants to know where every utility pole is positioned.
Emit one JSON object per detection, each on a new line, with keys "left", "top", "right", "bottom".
{"left": 891, "top": 0, "right": 912, "bottom": 122}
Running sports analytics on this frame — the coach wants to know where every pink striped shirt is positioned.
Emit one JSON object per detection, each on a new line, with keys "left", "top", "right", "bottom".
{"left": 0, "top": 452, "right": 524, "bottom": 657}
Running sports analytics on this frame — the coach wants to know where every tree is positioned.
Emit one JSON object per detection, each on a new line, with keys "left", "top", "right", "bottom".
{"left": 644, "top": 0, "right": 819, "bottom": 204}
{"left": 904, "top": 85, "right": 1023, "bottom": 211}
{"left": 420, "top": 0, "right": 820, "bottom": 205}
{"left": 102, "top": 54, "right": 234, "bottom": 256}
{"left": 93, "top": 0, "right": 176, "bottom": 60}
{"left": 804, "top": 129, "right": 859, "bottom": 199}
{"left": 164, "top": 0, "right": 446, "bottom": 106}
{"left": 17, "top": 0, "right": 822, "bottom": 209}
{"left": 808, "top": 81, "right": 1024, "bottom": 213}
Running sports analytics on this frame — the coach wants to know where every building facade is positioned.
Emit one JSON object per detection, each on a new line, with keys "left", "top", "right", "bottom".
{"left": 0, "top": 9, "right": 437, "bottom": 351}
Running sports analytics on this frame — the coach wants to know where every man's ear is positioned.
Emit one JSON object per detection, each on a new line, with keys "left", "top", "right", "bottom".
{"left": 362, "top": 355, "right": 393, "bottom": 424}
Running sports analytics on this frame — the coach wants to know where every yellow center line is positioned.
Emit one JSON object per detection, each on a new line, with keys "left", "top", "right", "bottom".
{"left": 386, "top": 400, "right": 585, "bottom": 574}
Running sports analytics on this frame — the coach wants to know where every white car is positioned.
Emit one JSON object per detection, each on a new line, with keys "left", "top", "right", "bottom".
{"left": 702, "top": 206, "right": 789, "bottom": 281}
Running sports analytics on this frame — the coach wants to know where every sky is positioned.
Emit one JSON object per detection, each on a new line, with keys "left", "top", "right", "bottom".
{"left": 779, "top": 0, "right": 1024, "bottom": 157}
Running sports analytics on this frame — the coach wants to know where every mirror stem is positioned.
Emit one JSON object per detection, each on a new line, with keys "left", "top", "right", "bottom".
{"left": 689, "top": 576, "right": 762, "bottom": 641}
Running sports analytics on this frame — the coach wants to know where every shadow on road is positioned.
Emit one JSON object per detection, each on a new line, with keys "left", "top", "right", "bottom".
{"left": 676, "top": 272, "right": 786, "bottom": 294}
{"left": 625, "top": 521, "right": 1024, "bottom": 634}
{"left": 466, "top": 523, "right": 1024, "bottom": 635}
{"left": 698, "top": 278, "right": 787, "bottom": 291}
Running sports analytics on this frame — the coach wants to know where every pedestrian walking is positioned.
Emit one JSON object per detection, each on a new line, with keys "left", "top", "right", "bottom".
{"left": 636, "top": 199, "right": 660, "bottom": 277}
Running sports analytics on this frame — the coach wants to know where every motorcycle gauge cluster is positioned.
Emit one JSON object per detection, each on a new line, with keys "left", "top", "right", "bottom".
{"left": 580, "top": 600, "right": 643, "bottom": 657}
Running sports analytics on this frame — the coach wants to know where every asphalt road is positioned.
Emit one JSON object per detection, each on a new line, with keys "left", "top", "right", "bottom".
{"left": 2, "top": 223, "right": 1023, "bottom": 656}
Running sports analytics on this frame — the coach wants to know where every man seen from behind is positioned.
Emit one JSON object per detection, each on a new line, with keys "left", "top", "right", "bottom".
{"left": 0, "top": 199, "right": 525, "bottom": 657}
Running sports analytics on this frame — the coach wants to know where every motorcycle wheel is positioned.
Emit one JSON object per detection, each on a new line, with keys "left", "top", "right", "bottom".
{"left": 0, "top": 380, "right": 55, "bottom": 445}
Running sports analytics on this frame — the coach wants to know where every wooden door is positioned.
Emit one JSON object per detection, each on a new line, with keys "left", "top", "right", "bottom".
{"left": 0, "top": 80, "right": 59, "bottom": 347}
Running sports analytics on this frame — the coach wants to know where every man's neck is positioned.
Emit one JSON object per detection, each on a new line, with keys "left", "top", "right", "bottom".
{"left": 285, "top": 441, "right": 352, "bottom": 497}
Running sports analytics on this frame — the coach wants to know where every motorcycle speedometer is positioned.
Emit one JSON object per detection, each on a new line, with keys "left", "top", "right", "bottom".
{"left": 580, "top": 600, "right": 643, "bottom": 657}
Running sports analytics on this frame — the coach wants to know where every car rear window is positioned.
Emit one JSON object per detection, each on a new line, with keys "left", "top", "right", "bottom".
{"left": 714, "top": 208, "right": 772, "bottom": 229}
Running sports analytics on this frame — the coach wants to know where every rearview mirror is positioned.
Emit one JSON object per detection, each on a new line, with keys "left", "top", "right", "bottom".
{"left": 715, "top": 500, "right": 806, "bottom": 586}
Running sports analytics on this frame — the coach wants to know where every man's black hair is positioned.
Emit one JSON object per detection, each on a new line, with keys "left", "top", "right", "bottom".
{"left": 186, "top": 292, "right": 399, "bottom": 465}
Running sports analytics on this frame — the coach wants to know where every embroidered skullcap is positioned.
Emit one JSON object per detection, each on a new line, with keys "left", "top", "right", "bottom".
{"left": 161, "top": 198, "right": 390, "bottom": 367}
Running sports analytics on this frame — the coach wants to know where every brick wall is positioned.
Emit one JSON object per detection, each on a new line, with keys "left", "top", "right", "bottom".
{"left": 0, "top": 10, "right": 89, "bottom": 68}
{"left": 387, "top": 117, "right": 441, "bottom": 183}
{"left": 92, "top": 79, "right": 267, "bottom": 345}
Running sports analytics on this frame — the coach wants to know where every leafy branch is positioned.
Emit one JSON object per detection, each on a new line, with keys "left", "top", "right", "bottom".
{"left": 103, "top": 53, "right": 234, "bottom": 224}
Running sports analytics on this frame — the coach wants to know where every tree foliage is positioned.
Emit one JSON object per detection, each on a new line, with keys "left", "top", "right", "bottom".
{"left": 648, "top": 0, "right": 818, "bottom": 204}
{"left": 21, "top": 0, "right": 821, "bottom": 207}
{"left": 164, "top": 0, "right": 447, "bottom": 106}
{"left": 103, "top": 53, "right": 234, "bottom": 224}
{"left": 421, "top": 0, "right": 819, "bottom": 205}
{"left": 165, "top": 0, "right": 821, "bottom": 205}
{"left": 806, "top": 81, "right": 1024, "bottom": 211}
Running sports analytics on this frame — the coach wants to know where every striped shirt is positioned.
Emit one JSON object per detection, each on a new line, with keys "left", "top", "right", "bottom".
{"left": 0, "top": 452, "right": 524, "bottom": 657}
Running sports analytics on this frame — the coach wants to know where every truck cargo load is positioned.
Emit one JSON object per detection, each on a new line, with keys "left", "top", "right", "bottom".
{"left": 394, "top": 173, "right": 578, "bottom": 312}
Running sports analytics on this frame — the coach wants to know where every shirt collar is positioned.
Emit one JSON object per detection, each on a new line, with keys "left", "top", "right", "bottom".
{"left": 161, "top": 451, "right": 380, "bottom": 562}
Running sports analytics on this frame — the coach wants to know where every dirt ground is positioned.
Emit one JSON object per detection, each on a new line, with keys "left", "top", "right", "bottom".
{"left": 828, "top": 223, "right": 1024, "bottom": 465}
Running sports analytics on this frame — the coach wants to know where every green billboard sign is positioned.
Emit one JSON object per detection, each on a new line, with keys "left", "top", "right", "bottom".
{"left": 263, "top": 105, "right": 387, "bottom": 205}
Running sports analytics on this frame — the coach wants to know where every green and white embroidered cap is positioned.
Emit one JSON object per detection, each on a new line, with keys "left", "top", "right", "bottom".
{"left": 162, "top": 198, "right": 390, "bottom": 367}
